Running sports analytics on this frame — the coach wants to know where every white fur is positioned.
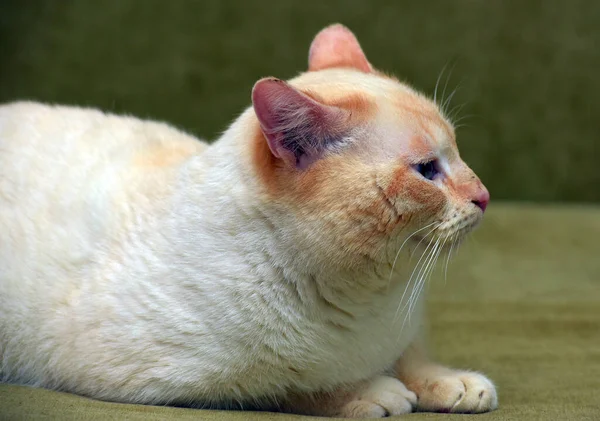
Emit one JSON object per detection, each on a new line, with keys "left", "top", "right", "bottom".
{"left": 0, "top": 101, "right": 423, "bottom": 407}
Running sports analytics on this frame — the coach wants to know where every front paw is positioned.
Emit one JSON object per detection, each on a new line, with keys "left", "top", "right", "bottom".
{"left": 339, "top": 376, "right": 417, "bottom": 418}
{"left": 414, "top": 371, "right": 497, "bottom": 413}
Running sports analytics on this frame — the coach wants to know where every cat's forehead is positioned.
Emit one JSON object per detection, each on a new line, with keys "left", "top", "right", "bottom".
{"left": 291, "top": 68, "right": 418, "bottom": 100}
{"left": 384, "top": 97, "right": 456, "bottom": 157}
{"left": 290, "top": 69, "right": 456, "bottom": 159}
{"left": 291, "top": 69, "right": 452, "bottom": 129}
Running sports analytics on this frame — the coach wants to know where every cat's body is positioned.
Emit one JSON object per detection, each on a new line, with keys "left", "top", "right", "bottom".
{"left": 0, "top": 94, "right": 422, "bottom": 407}
{"left": 0, "top": 25, "right": 497, "bottom": 417}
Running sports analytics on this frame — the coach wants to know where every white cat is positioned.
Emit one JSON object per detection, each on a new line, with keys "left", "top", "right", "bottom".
{"left": 0, "top": 24, "right": 496, "bottom": 417}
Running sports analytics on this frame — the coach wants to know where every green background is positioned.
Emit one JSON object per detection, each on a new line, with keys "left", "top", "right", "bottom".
{"left": 1, "top": 0, "right": 598, "bottom": 202}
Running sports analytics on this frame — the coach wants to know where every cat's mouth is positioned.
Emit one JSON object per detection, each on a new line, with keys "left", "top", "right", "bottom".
{"left": 409, "top": 215, "right": 482, "bottom": 247}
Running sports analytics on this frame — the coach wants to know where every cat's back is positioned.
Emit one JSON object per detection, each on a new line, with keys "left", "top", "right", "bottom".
{"left": 0, "top": 101, "right": 207, "bottom": 174}
{"left": 0, "top": 101, "right": 207, "bottom": 204}
{"left": 0, "top": 100, "right": 207, "bottom": 293}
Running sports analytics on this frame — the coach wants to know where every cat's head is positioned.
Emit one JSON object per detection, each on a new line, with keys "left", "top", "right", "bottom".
{"left": 250, "top": 24, "right": 489, "bottom": 268}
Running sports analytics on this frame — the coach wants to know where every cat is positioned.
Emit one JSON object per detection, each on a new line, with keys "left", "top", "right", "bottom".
{"left": 0, "top": 24, "right": 496, "bottom": 418}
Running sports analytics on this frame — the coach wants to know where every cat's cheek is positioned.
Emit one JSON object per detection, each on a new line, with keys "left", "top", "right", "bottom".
{"left": 382, "top": 167, "right": 447, "bottom": 220}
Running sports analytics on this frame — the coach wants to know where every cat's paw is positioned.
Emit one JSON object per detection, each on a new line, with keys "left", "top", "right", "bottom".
{"left": 414, "top": 371, "right": 497, "bottom": 413}
{"left": 339, "top": 376, "right": 417, "bottom": 418}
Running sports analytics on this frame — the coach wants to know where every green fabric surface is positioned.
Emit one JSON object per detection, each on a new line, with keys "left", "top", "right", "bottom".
{"left": 0, "top": 0, "right": 598, "bottom": 202}
{"left": 2, "top": 204, "right": 599, "bottom": 420}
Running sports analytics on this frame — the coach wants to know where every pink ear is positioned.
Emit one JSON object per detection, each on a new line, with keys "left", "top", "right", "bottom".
{"left": 308, "top": 24, "right": 372, "bottom": 73}
{"left": 252, "top": 78, "right": 348, "bottom": 169}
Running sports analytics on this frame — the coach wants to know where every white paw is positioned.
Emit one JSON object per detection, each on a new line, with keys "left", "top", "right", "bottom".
{"left": 416, "top": 371, "right": 498, "bottom": 413}
{"left": 340, "top": 376, "right": 417, "bottom": 418}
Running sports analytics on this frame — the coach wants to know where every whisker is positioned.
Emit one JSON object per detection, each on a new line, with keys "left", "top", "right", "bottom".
{"left": 453, "top": 235, "right": 464, "bottom": 257}
{"left": 433, "top": 62, "right": 450, "bottom": 106}
{"left": 398, "top": 238, "right": 440, "bottom": 334}
{"left": 387, "top": 221, "right": 439, "bottom": 289}
{"left": 410, "top": 237, "right": 443, "bottom": 313}
{"left": 405, "top": 237, "right": 440, "bottom": 319}
{"left": 453, "top": 123, "right": 471, "bottom": 130}
{"left": 397, "top": 239, "right": 436, "bottom": 334}
{"left": 441, "top": 81, "right": 463, "bottom": 116}
{"left": 422, "top": 235, "right": 447, "bottom": 295}
{"left": 406, "top": 232, "right": 452, "bottom": 334}
{"left": 394, "top": 232, "right": 437, "bottom": 322}
{"left": 452, "top": 113, "right": 476, "bottom": 126}
{"left": 410, "top": 238, "right": 440, "bottom": 300}
{"left": 444, "top": 233, "right": 457, "bottom": 285}
{"left": 409, "top": 223, "right": 442, "bottom": 259}
{"left": 440, "top": 61, "right": 457, "bottom": 113}
{"left": 448, "top": 102, "right": 467, "bottom": 124}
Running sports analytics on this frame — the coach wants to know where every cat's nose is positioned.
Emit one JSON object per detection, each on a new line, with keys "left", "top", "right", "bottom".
{"left": 471, "top": 186, "right": 490, "bottom": 212}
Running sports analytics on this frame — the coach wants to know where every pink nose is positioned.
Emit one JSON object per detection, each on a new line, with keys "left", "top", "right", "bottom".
{"left": 472, "top": 187, "right": 490, "bottom": 212}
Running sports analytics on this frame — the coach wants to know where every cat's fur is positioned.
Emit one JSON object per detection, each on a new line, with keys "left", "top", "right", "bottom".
{"left": 0, "top": 25, "right": 496, "bottom": 417}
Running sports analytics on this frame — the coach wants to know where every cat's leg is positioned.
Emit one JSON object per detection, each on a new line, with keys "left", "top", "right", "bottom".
{"left": 394, "top": 340, "right": 498, "bottom": 413}
{"left": 281, "top": 375, "right": 417, "bottom": 418}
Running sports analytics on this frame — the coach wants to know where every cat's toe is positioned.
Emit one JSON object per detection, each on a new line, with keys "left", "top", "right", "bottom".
{"left": 339, "top": 376, "right": 415, "bottom": 418}
{"left": 340, "top": 400, "right": 388, "bottom": 418}
{"left": 415, "top": 371, "right": 497, "bottom": 413}
{"left": 452, "top": 372, "right": 497, "bottom": 413}
{"left": 415, "top": 375, "right": 466, "bottom": 412}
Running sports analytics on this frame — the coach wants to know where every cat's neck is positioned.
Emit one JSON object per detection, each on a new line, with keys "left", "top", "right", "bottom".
{"left": 170, "top": 111, "right": 404, "bottom": 310}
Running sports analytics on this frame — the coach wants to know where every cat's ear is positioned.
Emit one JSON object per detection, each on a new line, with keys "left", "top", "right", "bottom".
{"left": 252, "top": 77, "right": 349, "bottom": 169}
{"left": 308, "top": 24, "right": 372, "bottom": 73}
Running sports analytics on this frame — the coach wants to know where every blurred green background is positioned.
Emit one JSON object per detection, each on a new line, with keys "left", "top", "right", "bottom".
{"left": 1, "top": 0, "right": 598, "bottom": 202}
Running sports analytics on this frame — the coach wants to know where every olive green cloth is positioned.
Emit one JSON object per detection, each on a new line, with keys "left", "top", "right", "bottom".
{"left": 2, "top": 204, "right": 599, "bottom": 420}
{"left": 1, "top": 0, "right": 598, "bottom": 202}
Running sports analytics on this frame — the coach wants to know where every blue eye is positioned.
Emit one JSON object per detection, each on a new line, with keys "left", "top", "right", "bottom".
{"left": 415, "top": 160, "right": 439, "bottom": 180}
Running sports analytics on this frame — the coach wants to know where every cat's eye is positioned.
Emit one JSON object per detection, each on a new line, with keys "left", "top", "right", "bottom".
{"left": 415, "top": 160, "right": 440, "bottom": 181}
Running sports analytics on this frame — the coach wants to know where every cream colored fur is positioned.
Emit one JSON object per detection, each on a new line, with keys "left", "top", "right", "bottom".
{"left": 0, "top": 25, "right": 497, "bottom": 417}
